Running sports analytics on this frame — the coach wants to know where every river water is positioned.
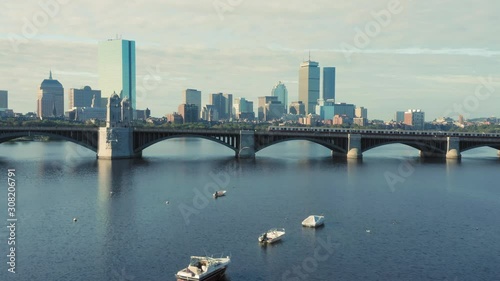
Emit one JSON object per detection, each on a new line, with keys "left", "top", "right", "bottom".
{"left": 0, "top": 139, "right": 499, "bottom": 281}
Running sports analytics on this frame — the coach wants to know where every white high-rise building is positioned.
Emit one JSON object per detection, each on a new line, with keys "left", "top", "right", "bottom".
{"left": 299, "top": 59, "right": 320, "bottom": 114}
{"left": 98, "top": 38, "right": 136, "bottom": 110}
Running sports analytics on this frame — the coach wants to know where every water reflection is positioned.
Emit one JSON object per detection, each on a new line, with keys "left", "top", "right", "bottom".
{"left": 96, "top": 159, "right": 140, "bottom": 280}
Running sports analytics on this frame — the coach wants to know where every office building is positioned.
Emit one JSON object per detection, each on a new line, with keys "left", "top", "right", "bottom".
{"left": 289, "top": 101, "right": 306, "bottom": 115}
{"left": 404, "top": 109, "right": 425, "bottom": 130}
{"left": 299, "top": 114, "right": 320, "bottom": 126}
{"left": 395, "top": 111, "right": 405, "bottom": 123}
{"left": 258, "top": 96, "right": 284, "bottom": 121}
{"left": 135, "top": 108, "right": 151, "bottom": 121}
{"left": 69, "top": 86, "right": 101, "bottom": 109}
{"left": 178, "top": 104, "right": 199, "bottom": 123}
{"left": 98, "top": 38, "right": 136, "bottom": 110}
{"left": 323, "top": 67, "right": 336, "bottom": 101}
{"left": 354, "top": 106, "right": 368, "bottom": 127}
{"left": 209, "top": 93, "right": 232, "bottom": 120}
{"left": 355, "top": 107, "right": 368, "bottom": 119}
{"left": 299, "top": 59, "right": 320, "bottom": 114}
{"left": 333, "top": 114, "right": 352, "bottom": 125}
{"left": 271, "top": 81, "right": 288, "bottom": 113}
{"left": 37, "top": 71, "right": 64, "bottom": 119}
{"left": 0, "top": 90, "right": 7, "bottom": 108}
{"left": 202, "top": 105, "right": 219, "bottom": 122}
{"left": 315, "top": 100, "right": 355, "bottom": 120}
{"left": 234, "top": 97, "right": 254, "bottom": 120}
{"left": 166, "top": 112, "right": 183, "bottom": 124}
{"left": 183, "top": 89, "right": 201, "bottom": 118}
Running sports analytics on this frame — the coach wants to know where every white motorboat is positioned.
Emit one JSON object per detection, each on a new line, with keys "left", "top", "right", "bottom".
{"left": 301, "top": 215, "right": 325, "bottom": 228}
{"left": 175, "top": 255, "right": 230, "bottom": 281}
{"left": 258, "top": 228, "right": 285, "bottom": 244}
{"left": 213, "top": 190, "right": 226, "bottom": 198}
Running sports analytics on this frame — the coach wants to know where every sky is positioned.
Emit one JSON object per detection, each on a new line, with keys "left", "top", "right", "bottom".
{"left": 1, "top": 0, "right": 499, "bottom": 121}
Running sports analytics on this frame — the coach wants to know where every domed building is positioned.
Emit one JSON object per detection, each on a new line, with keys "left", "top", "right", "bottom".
{"left": 37, "top": 71, "right": 64, "bottom": 119}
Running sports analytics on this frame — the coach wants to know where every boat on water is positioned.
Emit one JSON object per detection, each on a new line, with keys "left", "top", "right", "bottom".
{"left": 213, "top": 190, "right": 226, "bottom": 198}
{"left": 302, "top": 215, "right": 325, "bottom": 228}
{"left": 258, "top": 228, "right": 285, "bottom": 244}
{"left": 176, "top": 255, "right": 230, "bottom": 281}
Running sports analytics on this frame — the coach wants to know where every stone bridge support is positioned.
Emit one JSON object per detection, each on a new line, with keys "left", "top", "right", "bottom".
{"left": 347, "top": 134, "right": 362, "bottom": 159}
{"left": 237, "top": 130, "right": 255, "bottom": 158}
{"left": 98, "top": 127, "right": 141, "bottom": 159}
{"left": 446, "top": 137, "right": 461, "bottom": 159}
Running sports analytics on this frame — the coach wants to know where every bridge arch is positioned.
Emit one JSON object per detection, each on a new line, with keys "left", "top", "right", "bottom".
{"left": 362, "top": 140, "right": 447, "bottom": 155}
{"left": 461, "top": 144, "right": 500, "bottom": 153}
{"left": 255, "top": 137, "right": 346, "bottom": 154}
{"left": 134, "top": 134, "right": 238, "bottom": 154}
{"left": 0, "top": 131, "right": 97, "bottom": 152}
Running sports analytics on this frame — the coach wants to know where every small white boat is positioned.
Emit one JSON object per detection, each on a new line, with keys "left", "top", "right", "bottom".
{"left": 301, "top": 215, "right": 325, "bottom": 228}
{"left": 258, "top": 228, "right": 285, "bottom": 244}
{"left": 175, "top": 255, "right": 230, "bottom": 281}
{"left": 213, "top": 190, "right": 226, "bottom": 198}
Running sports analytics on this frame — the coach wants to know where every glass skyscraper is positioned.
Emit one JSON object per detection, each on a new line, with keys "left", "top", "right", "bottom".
{"left": 323, "top": 67, "right": 336, "bottom": 101}
{"left": 299, "top": 60, "right": 320, "bottom": 115}
{"left": 271, "top": 81, "right": 288, "bottom": 113}
{"left": 98, "top": 39, "right": 136, "bottom": 110}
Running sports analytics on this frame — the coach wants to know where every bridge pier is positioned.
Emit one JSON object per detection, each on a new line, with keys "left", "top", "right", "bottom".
{"left": 347, "top": 134, "right": 362, "bottom": 159}
{"left": 97, "top": 127, "right": 141, "bottom": 159}
{"left": 446, "top": 137, "right": 461, "bottom": 159}
{"left": 237, "top": 130, "right": 255, "bottom": 158}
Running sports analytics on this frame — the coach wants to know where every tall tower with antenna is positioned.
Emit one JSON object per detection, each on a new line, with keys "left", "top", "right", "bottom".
{"left": 299, "top": 52, "right": 320, "bottom": 115}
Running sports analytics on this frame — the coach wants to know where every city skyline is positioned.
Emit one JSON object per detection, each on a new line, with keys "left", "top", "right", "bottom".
{"left": 1, "top": 1, "right": 499, "bottom": 120}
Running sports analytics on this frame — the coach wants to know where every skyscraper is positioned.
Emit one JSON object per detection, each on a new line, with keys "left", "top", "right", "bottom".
{"left": 178, "top": 104, "right": 199, "bottom": 123}
{"left": 271, "top": 81, "right": 288, "bottom": 113}
{"left": 234, "top": 97, "right": 254, "bottom": 120}
{"left": 98, "top": 38, "right": 136, "bottom": 110}
{"left": 37, "top": 71, "right": 64, "bottom": 119}
{"left": 209, "top": 93, "right": 232, "bottom": 120}
{"left": 0, "top": 90, "right": 7, "bottom": 108}
{"left": 69, "top": 86, "right": 101, "bottom": 109}
{"left": 395, "top": 111, "right": 405, "bottom": 123}
{"left": 299, "top": 59, "right": 320, "bottom": 114}
{"left": 183, "top": 89, "right": 201, "bottom": 118}
{"left": 323, "top": 67, "right": 336, "bottom": 101}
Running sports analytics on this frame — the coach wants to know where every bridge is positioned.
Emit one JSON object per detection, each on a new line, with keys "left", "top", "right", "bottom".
{"left": 1, "top": 126, "right": 500, "bottom": 160}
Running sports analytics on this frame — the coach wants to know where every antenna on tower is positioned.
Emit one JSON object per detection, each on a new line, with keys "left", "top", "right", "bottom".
{"left": 308, "top": 50, "right": 311, "bottom": 61}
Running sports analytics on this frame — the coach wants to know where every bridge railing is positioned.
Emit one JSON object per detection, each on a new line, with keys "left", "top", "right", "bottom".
{"left": 267, "top": 126, "right": 500, "bottom": 138}
{"left": 0, "top": 126, "right": 99, "bottom": 131}
{"left": 133, "top": 128, "right": 241, "bottom": 134}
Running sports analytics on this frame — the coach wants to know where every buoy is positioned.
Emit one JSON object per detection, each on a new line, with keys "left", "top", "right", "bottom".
{"left": 366, "top": 229, "right": 371, "bottom": 233}
{"left": 73, "top": 218, "right": 77, "bottom": 222}
{"left": 165, "top": 201, "right": 169, "bottom": 204}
